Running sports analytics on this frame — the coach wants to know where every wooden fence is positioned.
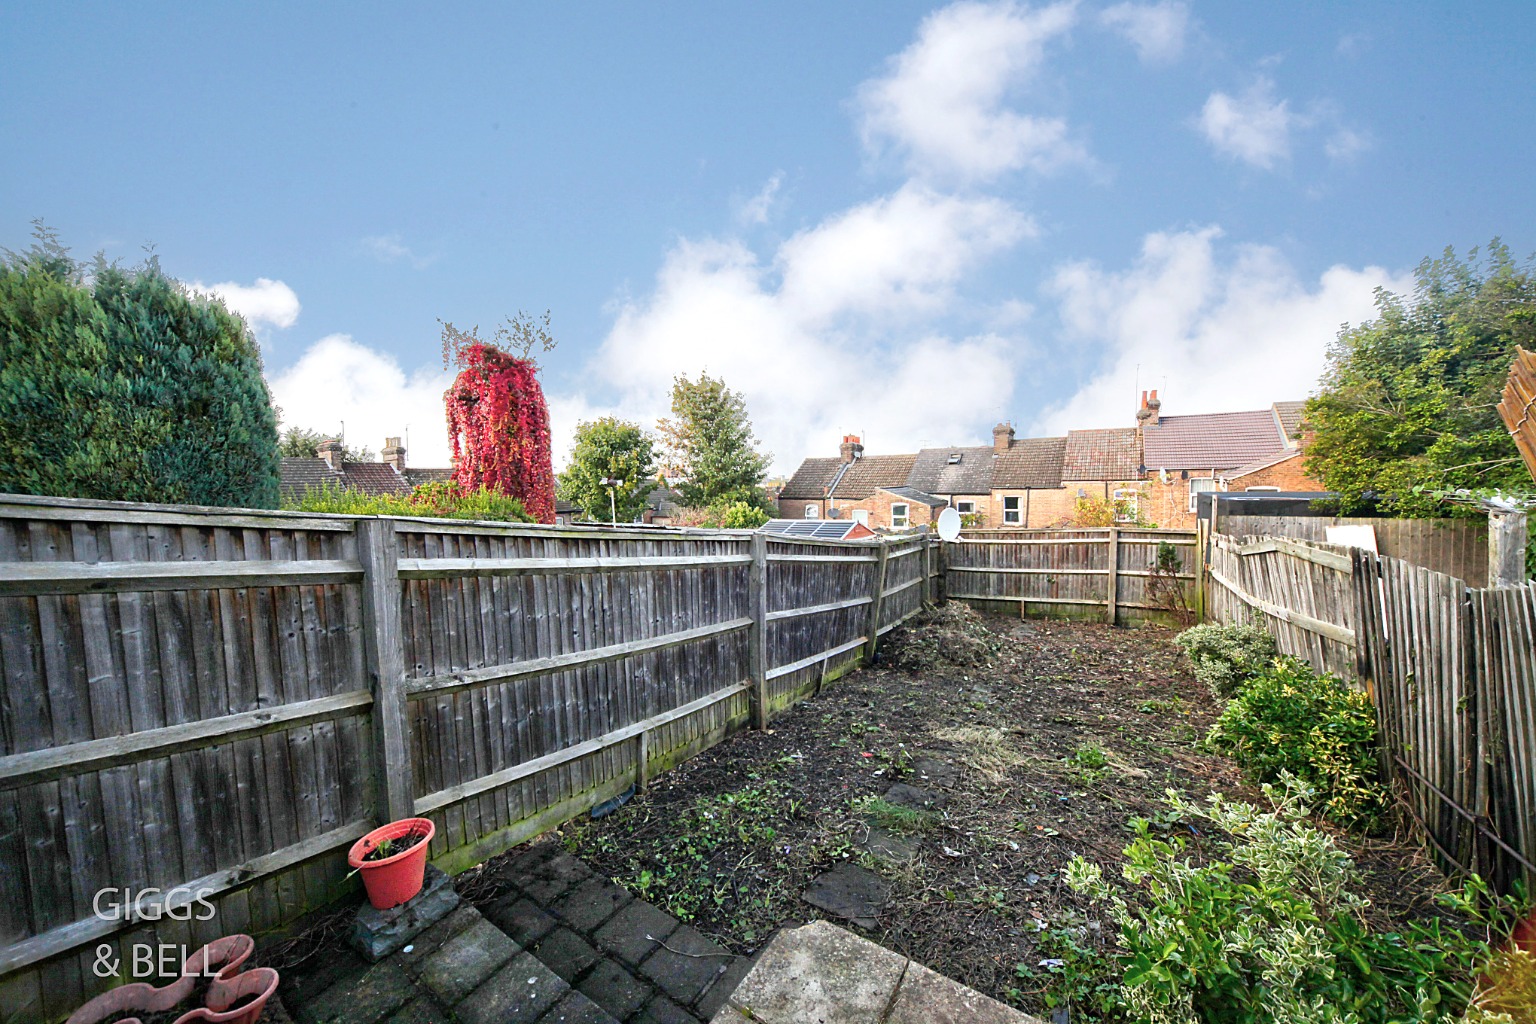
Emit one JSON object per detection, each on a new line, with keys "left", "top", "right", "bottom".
{"left": 1205, "top": 531, "right": 1536, "bottom": 892}
{"left": 1207, "top": 515, "right": 1489, "bottom": 586}
{"left": 0, "top": 494, "right": 936, "bottom": 1019}
{"left": 945, "top": 527, "right": 1200, "bottom": 626}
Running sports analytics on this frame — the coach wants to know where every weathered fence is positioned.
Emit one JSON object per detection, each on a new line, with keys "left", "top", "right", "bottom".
{"left": 945, "top": 527, "right": 1200, "bottom": 626}
{"left": 0, "top": 494, "right": 935, "bottom": 1019}
{"left": 1205, "top": 530, "right": 1536, "bottom": 892}
{"left": 1206, "top": 514, "right": 1489, "bottom": 586}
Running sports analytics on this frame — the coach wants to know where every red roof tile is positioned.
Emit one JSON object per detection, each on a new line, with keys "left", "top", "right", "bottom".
{"left": 1141, "top": 410, "right": 1286, "bottom": 471}
{"left": 1063, "top": 428, "right": 1140, "bottom": 480}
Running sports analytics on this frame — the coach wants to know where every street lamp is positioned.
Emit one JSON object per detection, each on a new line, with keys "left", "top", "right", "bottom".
{"left": 599, "top": 477, "right": 620, "bottom": 526}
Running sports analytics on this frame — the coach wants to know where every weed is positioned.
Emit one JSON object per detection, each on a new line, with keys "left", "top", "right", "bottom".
{"left": 854, "top": 796, "right": 938, "bottom": 835}
{"left": 933, "top": 725, "right": 1025, "bottom": 781}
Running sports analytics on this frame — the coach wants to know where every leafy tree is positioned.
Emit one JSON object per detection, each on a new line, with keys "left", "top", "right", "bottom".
{"left": 1305, "top": 241, "right": 1535, "bottom": 518}
{"left": 0, "top": 224, "right": 280, "bottom": 507}
{"left": 656, "top": 373, "right": 770, "bottom": 508}
{"left": 558, "top": 417, "right": 656, "bottom": 523}
{"left": 278, "top": 426, "right": 374, "bottom": 462}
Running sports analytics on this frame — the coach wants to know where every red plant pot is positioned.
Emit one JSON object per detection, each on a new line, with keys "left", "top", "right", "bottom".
{"left": 65, "top": 934, "right": 272, "bottom": 1024}
{"left": 348, "top": 817, "right": 436, "bottom": 910}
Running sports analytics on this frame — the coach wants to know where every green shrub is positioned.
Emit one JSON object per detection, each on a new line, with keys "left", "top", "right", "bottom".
{"left": 1, "top": 229, "right": 280, "bottom": 507}
{"left": 285, "top": 480, "right": 533, "bottom": 522}
{"left": 1175, "top": 622, "right": 1278, "bottom": 697}
{"left": 1206, "top": 658, "right": 1388, "bottom": 828}
{"left": 1067, "top": 779, "right": 1508, "bottom": 1024}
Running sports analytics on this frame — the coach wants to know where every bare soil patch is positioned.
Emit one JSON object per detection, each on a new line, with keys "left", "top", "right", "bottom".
{"left": 558, "top": 605, "right": 1449, "bottom": 1018}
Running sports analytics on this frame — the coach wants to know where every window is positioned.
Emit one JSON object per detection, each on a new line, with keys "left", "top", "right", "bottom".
{"left": 851, "top": 509, "right": 870, "bottom": 526}
{"left": 1245, "top": 485, "right": 1281, "bottom": 492}
{"left": 956, "top": 500, "right": 976, "bottom": 514}
{"left": 804, "top": 504, "right": 818, "bottom": 519}
{"left": 1112, "top": 488, "right": 1139, "bottom": 522}
{"left": 1188, "top": 478, "right": 1220, "bottom": 513}
{"left": 891, "top": 503, "right": 910, "bottom": 528}
{"left": 1003, "top": 496, "right": 1021, "bottom": 525}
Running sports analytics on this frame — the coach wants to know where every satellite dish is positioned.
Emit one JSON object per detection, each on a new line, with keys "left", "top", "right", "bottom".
{"left": 937, "top": 507, "right": 963, "bottom": 542}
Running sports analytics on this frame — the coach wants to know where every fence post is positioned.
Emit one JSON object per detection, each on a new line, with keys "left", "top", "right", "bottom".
{"left": 864, "top": 540, "right": 890, "bottom": 663}
{"left": 356, "top": 518, "right": 414, "bottom": 824}
{"left": 1106, "top": 527, "right": 1120, "bottom": 626}
{"left": 1489, "top": 509, "right": 1529, "bottom": 587}
{"left": 748, "top": 532, "right": 770, "bottom": 730}
{"left": 1193, "top": 520, "right": 1208, "bottom": 622}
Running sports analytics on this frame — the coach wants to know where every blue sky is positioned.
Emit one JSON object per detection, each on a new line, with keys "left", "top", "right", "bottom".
{"left": 3, "top": 2, "right": 1533, "bottom": 472}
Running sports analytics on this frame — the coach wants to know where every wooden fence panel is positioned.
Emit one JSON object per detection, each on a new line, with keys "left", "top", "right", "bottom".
{"left": 0, "top": 494, "right": 944, "bottom": 1019}
{"left": 1212, "top": 515, "right": 1488, "bottom": 586}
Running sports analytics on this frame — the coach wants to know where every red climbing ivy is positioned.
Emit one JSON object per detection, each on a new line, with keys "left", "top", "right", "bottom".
{"left": 444, "top": 338, "right": 555, "bottom": 524}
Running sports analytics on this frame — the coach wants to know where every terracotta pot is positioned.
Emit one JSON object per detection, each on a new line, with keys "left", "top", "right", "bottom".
{"left": 66, "top": 934, "right": 274, "bottom": 1024}
{"left": 348, "top": 817, "right": 436, "bottom": 910}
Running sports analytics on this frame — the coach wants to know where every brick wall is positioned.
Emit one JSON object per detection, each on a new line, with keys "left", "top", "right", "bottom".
{"left": 835, "top": 490, "right": 941, "bottom": 530}
{"left": 1225, "top": 452, "right": 1321, "bottom": 492}
{"left": 778, "top": 497, "right": 825, "bottom": 519}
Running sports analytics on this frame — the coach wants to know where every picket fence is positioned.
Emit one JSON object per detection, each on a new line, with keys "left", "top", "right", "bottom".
{"left": 1206, "top": 531, "right": 1536, "bottom": 892}
{"left": 0, "top": 494, "right": 936, "bottom": 1019}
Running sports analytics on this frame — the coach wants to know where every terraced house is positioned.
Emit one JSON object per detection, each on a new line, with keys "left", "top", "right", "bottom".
{"left": 778, "top": 393, "right": 1318, "bottom": 530}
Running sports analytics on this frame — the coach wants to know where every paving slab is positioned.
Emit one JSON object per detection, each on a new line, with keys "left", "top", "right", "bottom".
{"left": 714, "top": 920, "right": 906, "bottom": 1024}
{"left": 455, "top": 951, "right": 569, "bottom": 1024}
{"left": 533, "top": 926, "right": 601, "bottom": 983}
{"left": 418, "top": 916, "right": 521, "bottom": 1005}
{"left": 911, "top": 758, "right": 958, "bottom": 788}
{"left": 882, "top": 782, "right": 948, "bottom": 811}
{"left": 885, "top": 960, "right": 1032, "bottom": 1024}
{"left": 592, "top": 899, "right": 679, "bottom": 967}
{"left": 854, "top": 825, "right": 920, "bottom": 864}
{"left": 637, "top": 926, "right": 735, "bottom": 1007}
{"left": 801, "top": 863, "right": 891, "bottom": 929}
{"left": 551, "top": 875, "right": 634, "bottom": 933}
{"left": 576, "top": 959, "right": 653, "bottom": 1019}
{"left": 298, "top": 960, "right": 418, "bottom": 1024}
{"left": 695, "top": 954, "right": 755, "bottom": 1020}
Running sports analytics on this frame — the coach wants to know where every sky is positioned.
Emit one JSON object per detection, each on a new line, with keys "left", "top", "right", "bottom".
{"left": 3, "top": 2, "right": 1533, "bottom": 473}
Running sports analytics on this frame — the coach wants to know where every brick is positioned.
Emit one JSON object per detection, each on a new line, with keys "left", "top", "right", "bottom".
{"left": 577, "top": 960, "right": 653, "bottom": 1020}
{"left": 380, "top": 995, "right": 454, "bottom": 1024}
{"left": 418, "top": 918, "right": 520, "bottom": 1005}
{"left": 592, "top": 900, "right": 679, "bottom": 967}
{"left": 532, "top": 927, "right": 600, "bottom": 983}
{"left": 540, "top": 990, "right": 621, "bottom": 1024}
{"left": 393, "top": 905, "right": 483, "bottom": 973}
{"left": 635, "top": 994, "right": 702, "bottom": 1024}
{"left": 285, "top": 948, "right": 368, "bottom": 1013}
{"left": 297, "top": 960, "right": 416, "bottom": 1024}
{"left": 486, "top": 896, "right": 559, "bottom": 948}
{"left": 637, "top": 927, "right": 734, "bottom": 1007}
{"left": 456, "top": 952, "right": 569, "bottom": 1024}
{"left": 549, "top": 876, "right": 632, "bottom": 933}
{"left": 519, "top": 853, "right": 596, "bottom": 904}
{"left": 695, "top": 956, "right": 753, "bottom": 1019}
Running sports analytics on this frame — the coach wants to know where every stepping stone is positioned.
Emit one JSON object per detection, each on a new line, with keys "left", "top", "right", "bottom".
{"left": 455, "top": 951, "right": 568, "bottom": 1024}
{"left": 855, "top": 826, "right": 919, "bottom": 865}
{"left": 418, "top": 917, "right": 520, "bottom": 1005}
{"left": 801, "top": 863, "right": 891, "bottom": 929}
{"left": 577, "top": 960, "right": 653, "bottom": 1019}
{"left": 883, "top": 782, "right": 947, "bottom": 811}
{"left": 638, "top": 925, "right": 735, "bottom": 1007}
{"left": 911, "top": 758, "right": 958, "bottom": 788}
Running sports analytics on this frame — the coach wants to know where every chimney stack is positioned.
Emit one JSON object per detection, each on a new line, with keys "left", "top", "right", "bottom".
{"left": 992, "top": 422, "right": 1015, "bottom": 453}
{"left": 317, "top": 438, "right": 344, "bottom": 471}
{"left": 839, "top": 434, "right": 864, "bottom": 464}
{"left": 1136, "top": 389, "right": 1162, "bottom": 427}
{"left": 382, "top": 437, "right": 407, "bottom": 473}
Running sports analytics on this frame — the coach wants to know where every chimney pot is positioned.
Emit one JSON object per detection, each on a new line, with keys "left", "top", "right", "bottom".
{"left": 382, "top": 436, "right": 407, "bottom": 473}
{"left": 992, "top": 421, "right": 1015, "bottom": 453}
{"left": 839, "top": 435, "right": 865, "bottom": 464}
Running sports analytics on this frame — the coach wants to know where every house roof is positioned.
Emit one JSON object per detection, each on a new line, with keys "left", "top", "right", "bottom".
{"left": 907, "top": 446, "right": 997, "bottom": 495}
{"left": 645, "top": 486, "right": 683, "bottom": 517}
{"left": 1221, "top": 447, "right": 1305, "bottom": 481}
{"left": 992, "top": 436, "right": 1066, "bottom": 488}
{"left": 1141, "top": 410, "right": 1288, "bottom": 471}
{"left": 781, "top": 457, "right": 843, "bottom": 499}
{"left": 1063, "top": 428, "right": 1141, "bottom": 480}
{"left": 279, "top": 458, "right": 413, "bottom": 502}
{"left": 879, "top": 486, "right": 946, "bottom": 508}
{"left": 403, "top": 467, "right": 453, "bottom": 488}
{"left": 1272, "top": 401, "right": 1306, "bottom": 443}
{"left": 830, "top": 454, "right": 918, "bottom": 500}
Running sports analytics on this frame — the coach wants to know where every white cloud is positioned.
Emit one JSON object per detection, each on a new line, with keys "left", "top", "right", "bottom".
{"left": 191, "top": 277, "right": 301, "bottom": 331}
{"left": 576, "top": 184, "right": 1029, "bottom": 472}
{"left": 268, "top": 334, "right": 456, "bottom": 466}
{"left": 1098, "top": 1, "right": 1189, "bottom": 64}
{"left": 857, "top": 0, "right": 1085, "bottom": 182}
{"left": 1033, "top": 226, "right": 1412, "bottom": 435}
{"left": 736, "top": 174, "right": 783, "bottom": 226}
{"left": 360, "top": 233, "right": 436, "bottom": 269}
{"left": 1324, "top": 125, "right": 1371, "bottom": 162}
{"left": 1198, "top": 77, "right": 1295, "bottom": 169}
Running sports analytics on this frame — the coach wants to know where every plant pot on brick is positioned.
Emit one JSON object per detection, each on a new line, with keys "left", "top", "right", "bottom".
{"left": 349, "top": 817, "right": 436, "bottom": 910}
